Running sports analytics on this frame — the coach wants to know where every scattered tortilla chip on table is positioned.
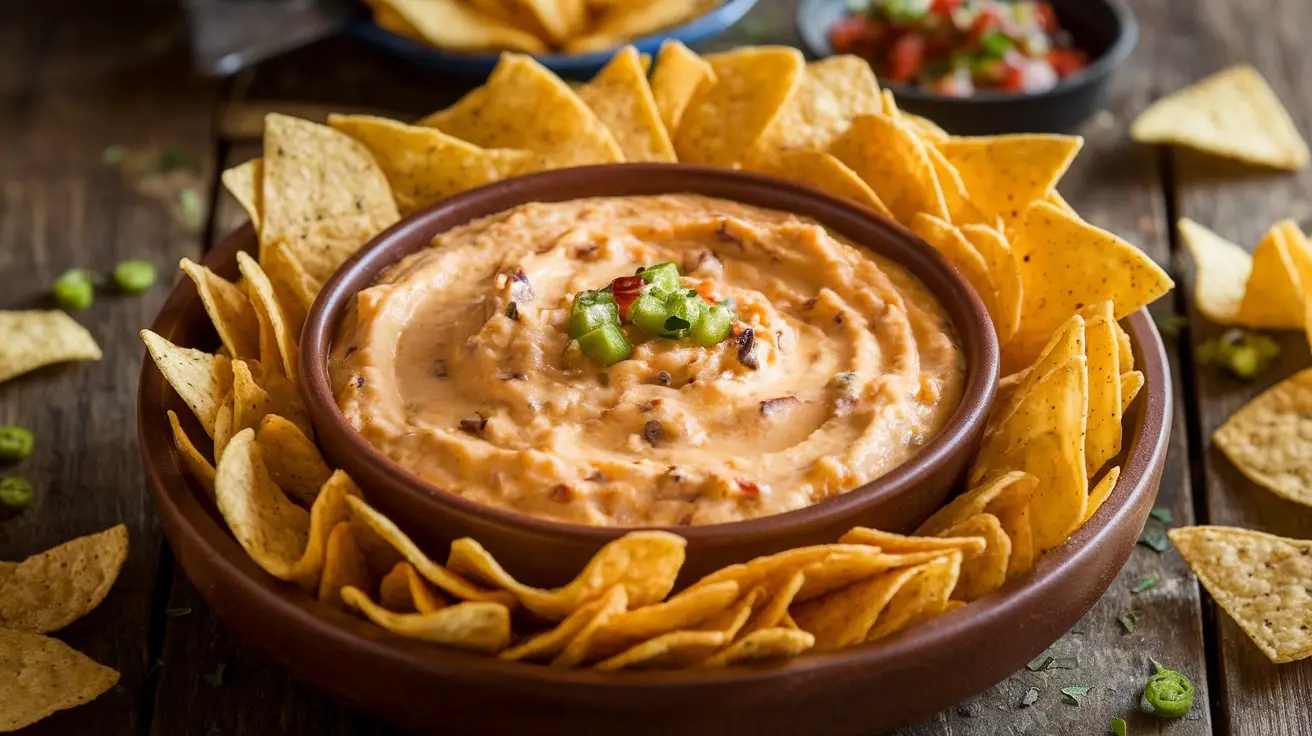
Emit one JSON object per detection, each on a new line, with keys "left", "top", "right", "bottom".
{"left": 1169, "top": 526, "right": 1311, "bottom": 663}
{"left": 1131, "top": 65, "right": 1310, "bottom": 171}
{"left": 674, "top": 46, "right": 805, "bottom": 167}
{"left": 1213, "top": 368, "right": 1312, "bottom": 508}
{"left": 0, "top": 311, "right": 102, "bottom": 385}
{"left": 0, "top": 525, "right": 129, "bottom": 633}
{"left": 1234, "top": 220, "right": 1312, "bottom": 329}
{"left": 0, "top": 628, "right": 120, "bottom": 732}
{"left": 1179, "top": 218, "right": 1252, "bottom": 325}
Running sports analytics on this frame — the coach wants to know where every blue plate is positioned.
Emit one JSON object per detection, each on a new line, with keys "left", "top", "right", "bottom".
{"left": 350, "top": 0, "right": 761, "bottom": 79}
{"left": 795, "top": 0, "right": 844, "bottom": 59}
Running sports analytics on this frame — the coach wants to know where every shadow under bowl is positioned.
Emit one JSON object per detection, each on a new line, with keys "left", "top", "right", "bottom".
{"left": 298, "top": 163, "right": 999, "bottom": 587}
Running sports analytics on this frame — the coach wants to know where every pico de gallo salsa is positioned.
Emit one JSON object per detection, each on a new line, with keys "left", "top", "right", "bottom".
{"left": 829, "top": 0, "right": 1090, "bottom": 96}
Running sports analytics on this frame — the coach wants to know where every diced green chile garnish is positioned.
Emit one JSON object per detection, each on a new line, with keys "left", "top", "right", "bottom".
{"left": 570, "top": 298, "right": 620, "bottom": 339}
{"left": 629, "top": 294, "right": 672, "bottom": 336}
{"left": 639, "top": 262, "right": 681, "bottom": 292}
{"left": 691, "top": 305, "right": 733, "bottom": 347}
{"left": 0, "top": 426, "right": 35, "bottom": 462}
{"left": 0, "top": 476, "right": 35, "bottom": 510}
{"left": 1140, "top": 661, "right": 1194, "bottom": 719}
{"left": 578, "top": 324, "right": 633, "bottom": 366}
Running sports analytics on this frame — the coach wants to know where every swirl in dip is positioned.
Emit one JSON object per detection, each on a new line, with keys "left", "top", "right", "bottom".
{"left": 330, "top": 194, "right": 964, "bottom": 527}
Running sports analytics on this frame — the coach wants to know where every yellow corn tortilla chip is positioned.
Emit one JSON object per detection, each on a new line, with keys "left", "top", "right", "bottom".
{"left": 916, "top": 470, "right": 1037, "bottom": 538}
{"left": 421, "top": 55, "right": 622, "bottom": 167}
{"left": 235, "top": 252, "right": 299, "bottom": 383}
{"left": 179, "top": 258, "right": 260, "bottom": 360}
{"left": 552, "top": 585, "right": 630, "bottom": 668}
{"left": 996, "top": 314, "right": 1086, "bottom": 421}
{"left": 650, "top": 40, "right": 716, "bottom": 134}
{"left": 923, "top": 141, "right": 986, "bottom": 226}
{"left": 213, "top": 393, "right": 233, "bottom": 460}
{"left": 260, "top": 113, "right": 399, "bottom": 284}
{"left": 1115, "top": 319, "right": 1135, "bottom": 373}
{"left": 838, "top": 526, "right": 988, "bottom": 560}
{"left": 792, "top": 548, "right": 955, "bottom": 603}
{"left": 256, "top": 414, "right": 331, "bottom": 508}
{"left": 368, "top": 0, "right": 547, "bottom": 53}
{"left": 345, "top": 495, "right": 516, "bottom": 605}
{"left": 518, "top": 0, "right": 587, "bottom": 45}
{"left": 583, "top": 580, "right": 740, "bottom": 659}
{"left": 1131, "top": 65, "right": 1310, "bottom": 171}
{"left": 591, "top": 589, "right": 758, "bottom": 671}
{"left": 167, "top": 409, "right": 215, "bottom": 497}
{"left": 221, "top": 159, "right": 263, "bottom": 231}
{"left": 318, "top": 522, "right": 371, "bottom": 612}
{"left": 673, "top": 46, "right": 805, "bottom": 167}
{"left": 749, "top": 55, "right": 882, "bottom": 165}
{"left": 141, "top": 330, "right": 231, "bottom": 437}
{"left": 1008, "top": 201, "right": 1173, "bottom": 370}
{"left": 746, "top": 150, "right": 892, "bottom": 219}
{"left": 262, "top": 241, "right": 318, "bottom": 318}
{"left": 379, "top": 561, "right": 418, "bottom": 613}
{"left": 791, "top": 563, "right": 924, "bottom": 651}
{"left": 0, "top": 310, "right": 102, "bottom": 385}
{"left": 867, "top": 551, "right": 962, "bottom": 640}
{"left": 1234, "top": 220, "right": 1309, "bottom": 329}
{"left": 831, "top": 113, "right": 949, "bottom": 225}
{"left": 565, "top": 0, "right": 717, "bottom": 54}
{"left": 1045, "top": 189, "right": 1077, "bottom": 217}
{"left": 1168, "top": 526, "right": 1311, "bottom": 663}
{"left": 0, "top": 524, "right": 128, "bottom": 634}
{"left": 971, "top": 356, "right": 1089, "bottom": 554}
{"left": 329, "top": 114, "right": 537, "bottom": 215}
{"left": 911, "top": 214, "right": 1001, "bottom": 332}
{"left": 901, "top": 110, "right": 949, "bottom": 142}
{"left": 1213, "top": 368, "right": 1312, "bottom": 508}
{"left": 698, "top": 628, "right": 815, "bottom": 668}
{"left": 342, "top": 585, "right": 511, "bottom": 653}
{"left": 688, "top": 544, "right": 942, "bottom": 602}
{"left": 1121, "top": 370, "right": 1144, "bottom": 414}
{"left": 937, "top": 134, "right": 1082, "bottom": 227}
{"left": 741, "top": 571, "right": 803, "bottom": 634}
{"left": 1082, "top": 301, "right": 1124, "bottom": 477}
{"left": 500, "top": 591, "right": 619, "bottom": 662}
{"left": 994, "top": 498, "right": 1035, "bottom": 578}
{"left": 1084, "top": 466, "right": 1121, "bottom": 523}
{"left": 0, "top": 628, "right": 120, "bottom": 732}
{"left": 235, "top": 359, "right": 313, "bottom": 441}
{"left": 1179, "top": 218, "right": 1252, "bottom": 324}
{"left": 368, "top": 1, "right": 424, "bottom": 40}
{"left": 447, "top": 532, "right": 685, "bottom": 620}
{"left": 940, "top": 514, "right": 1009, "bottom": 601}
{"left": 578, "top": 46, "right": 676, "bottom": 163}
{"left": 961, "top": 223, "right": 1023, "bottom": 347}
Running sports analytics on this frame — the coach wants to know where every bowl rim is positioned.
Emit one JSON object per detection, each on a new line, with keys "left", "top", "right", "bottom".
{"left": 298, "top": 162, "right": 999, "bottom": 546}
{"left": 797, "top": 0, "right": 1140, "bottom": 106}
{"left": 139, "top": 227, "right": 1171, "bottom": 687}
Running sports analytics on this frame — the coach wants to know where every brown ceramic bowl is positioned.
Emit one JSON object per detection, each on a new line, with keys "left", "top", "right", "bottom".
{"left": 298, "top": 164, "right": 999, "bottom": 586}
{"left": 138, "top": 210, "right": 1171, "bottom": 732}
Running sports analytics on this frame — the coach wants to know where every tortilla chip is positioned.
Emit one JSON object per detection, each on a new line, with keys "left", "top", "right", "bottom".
{"left": 179, "top": 259, "right": 260, "bottom": 360}
{"left": 141, "top": 330, "right": 231, "bottom": 437}
{"left": 970, "top": 356, "right": 1089, "bottom": 554}
{"left": 590, "top": 591, "right": 757, "bottom": 671}
{"left": 961, "top": 223, "right": 1023, "bottom": 347}
{"left": 698, "top": 628, "right": 815, "bottom": 668}
{"left": 420, "top": 55, "right": 623, "bottom": 167}
{"left": 367, "top": 0, "right": 547, "bottom": 53}
{"left": 167, "top": 410, "right": 215, "bottom": 496}
{"left": 1122, "top": 371, "right": 1145, "bottom": 414}
{"left": 213, "top": 394, "right": 233, "bottom": 460}
{"left": 260, "top": 114, "right": 399, "bottom": 284}
{"left": 0, "top": 524, "right": 128, "bottom": 633}
{"left": 329, "top": 114, "right": 537, "bottom": 215}
{"left": 318, "top": 522, "right": 371, "bottom": 611}
{"left": 578, "top": 46, "right": 676, "bottom": 163}
{"left": 345, "top": 495, "right": 516, "bottom": 605}
{"left": 793, "top": 548, "right": 955, "bottom": 603}
{"left": 0, "top": 628, "right": 120, "bottom": 732}
{"left": 994, "top": 498, "right": 1035, "bottom": 578}
{"left": 500, "top": 591, "right": 619, "bottom": 662}
{"left": 917, "top": 471, "right": 1037, "bottom": 537}
{"left": 911, "top": 214, "right": 1001, "bottom": 331}
{"left": 831, "top": 113, "right": 949, "bottom": 225}
{"left": 1008, "top": 202, "right": 1173, "bottom": 370}
{"left": 1213, "top": 368, "right": 1312, "bottom": 507}
{"left": 996, "top": 314, "right": 1086, "bottom": 421}
{"left": 1179, "top": 218, "right": 1251, "bottom": 324}
{"left": 262, "top": 241, "right": 318, "bottom": 318}
{"left": 940, "top": 514, "right": 1009, "bottom": 601}
{"left": 747, "top": 150, "right": 892, "bottom": 218}
{"left": 749, "top": 55, "right": 882, "bottom": 164}
{"left": 256, "top": 414, "right": 331, "bottom": 507}
{"left": 368, "top": 1, "right": 424, "bottom": 40}
{"left": 838, "top": 526, "right": 987, "bottom": 560}
{"left": 230, "top": 359, "right": 313, "bottom": 442}
{"left": 565, "top": 0, "right": 717, "bottom": 54}
{"left": 673, "top": 46, "right": 805, "bottom": 167}
{"left": 230, "top": 258, "right": 293, "bottom": 384}
{"left": 341, "top": 585, "right": 511, "bottom": 653}
{"left": 378, "top": 560, "right": 447, "bottom": 614}
{"left": 791, "top": 563, "right": 924, "bottom": 651}
{"left": 741, "top": 571, "right": 803, "bottom": 634}
{"left": 1234, "top": 220, "right": 1307, "bottom": 329}
{"left": 902, "top": 111, "right": 948, "bottom": 143}
{"left": 1168, "top": 526, "right": 1311, "bottom": 662}
{"left": 447, "top": 532, "right": 685, "bottom": 620}
{"left": 1082, "top": 301, "right": 1124, "bottom": 476}
{"left": 221, "top": 159, "right": 263, "bottom": 231}
{"left": 1084, "top": 466, "right": 1121, "bottom": 523}
{"left": 650, "top": 40, "right": 716, "bottom": 134}
{"left": 937, "top": 134, "right": 1082, "bottom": 227}
{"left": 867, "top": 551, "right": 962, "bottom": 639}
{"left": 1045, "top": 189, "right": 1077, "bottom": 217}
{"left": 0, "top": 310, "right": 102, "bottom": 385}
{"left": 1131, "top": 65, "right": 1309, "bottom": 171}
{"left": 689, "top": 544, "right": 939, "bottom": 602}
{"left": 552, "top": 585, "right": 630, "bottom": 667}
{"left": 583, "top": 581, "right": 740, "bottom": 659}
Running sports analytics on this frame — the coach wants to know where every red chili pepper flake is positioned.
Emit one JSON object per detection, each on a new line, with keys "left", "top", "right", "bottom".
{"left": 550, "top": 484, "right": 574, "bottom": 502}
{"left": 736, "top": 480, "right": 761, "bottom": 497}
{"left": 610, "top": 275, "right": 645, "bottom": 319}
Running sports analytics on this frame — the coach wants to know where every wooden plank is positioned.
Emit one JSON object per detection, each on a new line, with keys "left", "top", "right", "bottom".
{"left": 1167, "top": 0, "right": 1312, "bottom": 733}
{"left": 0, "top": 3, "right": 220, "bottom": 735}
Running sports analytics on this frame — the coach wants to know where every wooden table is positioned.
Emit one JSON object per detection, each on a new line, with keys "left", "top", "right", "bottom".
{"left": 3, "top": 0, "right": 1310, "bottom": 733}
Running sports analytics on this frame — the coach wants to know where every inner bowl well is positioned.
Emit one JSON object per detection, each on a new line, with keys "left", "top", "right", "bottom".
{"left": 299, "top": 163, "right": 999, "bottom": 587}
